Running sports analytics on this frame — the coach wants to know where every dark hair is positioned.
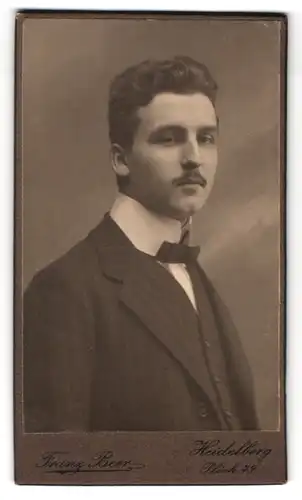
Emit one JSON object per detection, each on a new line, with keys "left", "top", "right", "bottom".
{"left": 108, "top": 55, "right": 218, "bottom": 150}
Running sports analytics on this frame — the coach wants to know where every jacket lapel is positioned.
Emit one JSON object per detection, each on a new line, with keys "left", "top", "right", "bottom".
{"left": 120, "top": 252, "right": 204, "bottom": 377}
{"left": 89, "top": 215, "right": 224, "bottom": 415}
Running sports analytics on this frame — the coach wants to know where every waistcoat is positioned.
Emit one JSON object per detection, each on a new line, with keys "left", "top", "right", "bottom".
{"left": 186, "top": 262, "right": 242, "bottom": 430}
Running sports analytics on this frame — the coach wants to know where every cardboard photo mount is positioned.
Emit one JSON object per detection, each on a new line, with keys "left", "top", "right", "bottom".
{"left": 14, "top": 10, "right": 287, "bottom": 485}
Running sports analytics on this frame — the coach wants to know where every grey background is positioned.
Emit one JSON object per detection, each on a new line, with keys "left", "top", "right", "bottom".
{"left": 21, "top": 17, "right": 281, "bottom": 430}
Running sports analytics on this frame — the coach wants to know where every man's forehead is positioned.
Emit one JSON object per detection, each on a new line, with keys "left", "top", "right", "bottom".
{"left": 137, "top": 92, "right": 217, "bottom": 129}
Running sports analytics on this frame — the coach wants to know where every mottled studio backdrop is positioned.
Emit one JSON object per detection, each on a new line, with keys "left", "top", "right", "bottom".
{"left": 21, "top": 17, "right": 281, "bottom": 429}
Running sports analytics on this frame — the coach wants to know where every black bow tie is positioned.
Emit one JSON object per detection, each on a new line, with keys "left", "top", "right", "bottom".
{"left": 156, "top": 241, "right": 200, "bottom": 264}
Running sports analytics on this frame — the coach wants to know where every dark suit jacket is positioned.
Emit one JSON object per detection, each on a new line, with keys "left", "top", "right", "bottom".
{"left": 24, "top": 215, "right": 259, "bottom": 432}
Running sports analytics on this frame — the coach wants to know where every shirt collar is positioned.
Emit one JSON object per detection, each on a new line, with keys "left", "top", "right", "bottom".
{"left": 110, "top": 194, "right": 185, "bottom": 256}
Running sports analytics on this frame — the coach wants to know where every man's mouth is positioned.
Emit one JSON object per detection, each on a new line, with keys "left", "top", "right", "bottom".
{"left": 175, "top": 177, "right": 207, "bottom": 188}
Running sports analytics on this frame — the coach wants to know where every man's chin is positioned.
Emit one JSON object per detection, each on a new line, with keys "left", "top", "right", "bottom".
{"left": 148, "top": 194, "right": 206, "bottom": 221}
{"left": 169, "top": 200, "right": 205, "bottom": 221}
{"left": 179, "top": 196, "right": 206, "bottom": 215}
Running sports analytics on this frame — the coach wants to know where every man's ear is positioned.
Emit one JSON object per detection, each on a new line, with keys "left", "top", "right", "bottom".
{"left": 111, "top": 144, "right": 130, "bottom": 178}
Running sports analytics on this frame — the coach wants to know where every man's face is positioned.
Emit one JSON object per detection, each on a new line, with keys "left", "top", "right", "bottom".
{"left": 124, "top": 92, "right": 218, "bottom": 221}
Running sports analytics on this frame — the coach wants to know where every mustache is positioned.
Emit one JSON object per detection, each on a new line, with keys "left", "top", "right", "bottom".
{"left": 173, "top": 173, "right": 207, "bottom": 188}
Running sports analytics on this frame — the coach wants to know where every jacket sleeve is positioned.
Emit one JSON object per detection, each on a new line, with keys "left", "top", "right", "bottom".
{"left": 203, "top": 274, "right": 260, "bottom": 430}
{"left": 23, "top": 265, "right": 95, "bottom": 432}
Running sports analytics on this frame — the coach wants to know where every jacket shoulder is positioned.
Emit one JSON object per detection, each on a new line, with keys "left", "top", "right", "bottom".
{"left": 23, "top": 229, "right": 100, "bottom": 432}
{"left": 25, "top": 223, "right": 104, "bottom": 296}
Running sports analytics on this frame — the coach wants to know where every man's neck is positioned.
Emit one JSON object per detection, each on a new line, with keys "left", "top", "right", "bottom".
{"left": 110, "top": 194, "right": 184, "bottom": 256}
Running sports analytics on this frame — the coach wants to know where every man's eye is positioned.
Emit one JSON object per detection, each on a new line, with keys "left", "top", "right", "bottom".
{"left": 198, "top": 134, "right": 215, "bottom": 145}
{"left": 157, "top": 135, "right": 175, "bottom": 144}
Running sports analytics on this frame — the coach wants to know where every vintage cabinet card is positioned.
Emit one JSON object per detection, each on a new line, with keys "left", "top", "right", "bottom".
{"left": 14, "top": 11, "right": 287, "bottom": 485}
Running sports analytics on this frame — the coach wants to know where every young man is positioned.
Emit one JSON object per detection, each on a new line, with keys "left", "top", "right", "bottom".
{"left": 24, "top": 56, "right": 259, "bottom": 432}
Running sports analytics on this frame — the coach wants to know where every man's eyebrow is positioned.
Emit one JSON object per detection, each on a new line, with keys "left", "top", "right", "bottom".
{"left": 197, "top": 125, "right": 218, "bottom": 133}
{"left": 149, "top": 125, "right": 185, "bottom": 134}
{"left": 149, "top": 124, "right": 218, "bottom": 134}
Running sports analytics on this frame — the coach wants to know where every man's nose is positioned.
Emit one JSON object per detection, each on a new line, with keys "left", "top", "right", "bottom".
{"left": 181, "top": 140, "right": 201, "bottom": 171}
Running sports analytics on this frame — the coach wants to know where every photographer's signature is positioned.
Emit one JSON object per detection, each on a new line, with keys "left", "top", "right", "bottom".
{"left": 36, "top": 450, "right": 145, "bottom": 475}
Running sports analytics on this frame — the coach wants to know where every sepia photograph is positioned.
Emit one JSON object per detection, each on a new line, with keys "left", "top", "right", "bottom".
{"left": 14, "top": 11, "right": 286, "bottom": 485}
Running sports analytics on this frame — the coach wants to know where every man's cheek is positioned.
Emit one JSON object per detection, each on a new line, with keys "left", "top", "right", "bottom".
{"left": 150, "top": 147, "right": 180, "bottom": 164}
{"left": 209, "top": 151, "right": 218, "bottom": 168}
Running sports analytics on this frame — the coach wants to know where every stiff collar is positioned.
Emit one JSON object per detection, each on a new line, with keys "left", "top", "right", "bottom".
{"left": 110, "top": 194, "right": 189, "bottom": 256}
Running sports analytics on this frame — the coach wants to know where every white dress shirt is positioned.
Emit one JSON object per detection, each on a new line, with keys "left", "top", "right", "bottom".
{"left": 110, "top": 194, "right": 197, "bottom": 310}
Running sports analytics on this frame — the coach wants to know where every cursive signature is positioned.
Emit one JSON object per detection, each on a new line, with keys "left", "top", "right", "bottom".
{"left": 189, "top": 439, "right": 272, "bottom": 462}
{"left": 189, "top": 439, "right": 272, "bottom": 475}
{"left": 35, "top": 450, "right": 145, "bottom": 475}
